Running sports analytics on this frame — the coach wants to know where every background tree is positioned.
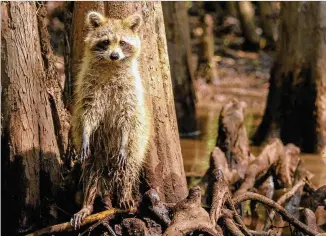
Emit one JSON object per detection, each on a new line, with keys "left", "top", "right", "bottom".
{"left": 237, "top": 1, "right": 260, "bottom": 50}
{"left": 162, "top": 2, "right": 199, "bottom": 137}
{"left": 71, "top": 2, "right": 188, "bottom": 203}
{"left": 258, "top": 2, "right": 278, "bottom": 45}
{"left": 196, "top": 13, "right": 219, "bottom": 83}
{"left": 253, "top": 2, "right": 326, "bottom": 153}
{"left": 1, "top": 2, "right": 70, "bottom": 234}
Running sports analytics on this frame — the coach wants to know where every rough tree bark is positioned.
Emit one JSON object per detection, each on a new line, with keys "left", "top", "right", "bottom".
{"left": 71, "top": 2, "right": 188, "bottom": 203}
{"left": 70, "top": 2, "right": 105, "bottom": 86}
{"left": 1, "top": 2, "right": 70, "bottom": 234}
{"left": 162, "top": 2, "right": 199, "bottom": 137}
{"left": 253, "top": 2, "right": 326, "bottom": 153}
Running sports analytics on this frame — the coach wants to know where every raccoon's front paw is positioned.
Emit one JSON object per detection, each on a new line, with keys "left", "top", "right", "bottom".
{"left": 117, "top": 148, "right": 127, "bottom": 167}
{"left": 70, "top": 207, "right": 92, "bottom": 230}
{"left": 80, "top": 139, "right": 90, "bottom": 162}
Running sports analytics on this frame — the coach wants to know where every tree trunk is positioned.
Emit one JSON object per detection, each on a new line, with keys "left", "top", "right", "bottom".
{"left": 162, "top": 2, "right": 199, "bottom": 137}
{"left": 237, "top": 1, "right": 260, "bottom": 50}
{"left": 1, "top": 2, "right": 70, "bottom": 234}
{"left": 196, "top": 13, "right": 219, "bottom": 83}
{"left": 70, "top": 2, "right": 105, "bottom": 95}
{"left": 253, "top": 2, "right": 326, "bottom": 153}
{"left": 258, "top": 2, "right": 278, "bottom": 43}
{"left": 71, "top": 2, "right": 188, "bottom": 203}
{"left": 226, "top": 2, "right": 238, "bottom": 18}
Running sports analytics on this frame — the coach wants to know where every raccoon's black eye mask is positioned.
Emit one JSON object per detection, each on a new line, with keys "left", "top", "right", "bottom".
{"left": 94, "top": 40, "right": 110, "bottom": 51}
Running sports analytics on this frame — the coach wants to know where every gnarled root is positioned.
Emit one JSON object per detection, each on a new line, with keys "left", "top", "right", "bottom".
{"left": 264, "top": 179, "right": 305, "bottom": 231}
{"left": 233, "top": 192, "right": 319, "bottom": 235}
{"left": 233, "top": 139, "right": 284, "bottom": 198}
{"left": 121, "top": 218, "right": 149, "bottom": 235}
{"left": 139, "top": 188, "right": 173, "bottom": 227}
{"left": 216, "top": 99, "right": 251, "bottom": 179}
{"left": 302, "top": 185, "right": 326, "bottom": 211}
{"left": 164, "top": 186, "right": 220, "bottom": 236}
{"left": 209, "top": 169, "right": 230, "bottom": 225}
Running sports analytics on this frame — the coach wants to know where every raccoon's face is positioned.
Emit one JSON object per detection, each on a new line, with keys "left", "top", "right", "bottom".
{"left": 85, "top": 12, "right": 142, "bottom": 62}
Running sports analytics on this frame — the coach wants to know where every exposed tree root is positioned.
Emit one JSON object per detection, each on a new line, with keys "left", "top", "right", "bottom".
{"left": 302, "top": 185, "right": 326, "bottom": 211}
{"left": 233, "top": 192, "right": 319, "bottom": 235}
{"left": 233, "top": 139, "right": 300, "bottom": 198}
{"left": 164, "top": 186, "right": 220, "bottom": 236}
{"left": 140, "top": 189, "right": 173, "bottom": 227}
{"left": 264, "top": 179, "right": 305, "bottom": 230}
{"left": 302, "top": 208, "right": 318, "bottom": 232}
{"left": 224, "top": 218, "right": 245, "bottom": 236}
{"left": 216, "top": 99, "right": 252, "bottom": 179}
{"left": 209, "top": 169, "right": 229, "bottom": 225}
{"left": 27, "top": 99, "right": 325, "bottom": 236}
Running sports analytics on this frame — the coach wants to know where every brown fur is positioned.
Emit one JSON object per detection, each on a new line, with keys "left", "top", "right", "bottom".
{"left": 71, "top": 12, "right": 150, "bottom": 227}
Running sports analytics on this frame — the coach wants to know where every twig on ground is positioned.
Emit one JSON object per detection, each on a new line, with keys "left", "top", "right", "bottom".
{"left": 26, "top": 208, "right": 135, "bottom": 236}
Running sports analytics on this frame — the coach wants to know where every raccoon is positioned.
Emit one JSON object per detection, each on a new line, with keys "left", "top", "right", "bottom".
{"left": 70, "top": 11, "right": 150, "bottom": 228}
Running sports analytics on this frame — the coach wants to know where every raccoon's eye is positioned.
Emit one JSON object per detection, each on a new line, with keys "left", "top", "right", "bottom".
{"left": 120, "top": 41, "right": 126, "bottom": 46}
{"left": 103, "top": 40, "right": 110, "bottom": 45}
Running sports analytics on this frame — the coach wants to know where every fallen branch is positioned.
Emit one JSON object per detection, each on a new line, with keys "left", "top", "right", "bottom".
{"left": 233, "top": 192, "right": 319, "bottom": 236}
{"left": 26, "top": 208, "right": 135, "bottom": 236}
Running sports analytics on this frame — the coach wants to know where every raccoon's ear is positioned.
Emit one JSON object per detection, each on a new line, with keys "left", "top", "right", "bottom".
{"left": 86, "top": 11, "right": 106, "bottom": 28}
{"left": 123, "top": 14, "right": 142, "bottom": 32}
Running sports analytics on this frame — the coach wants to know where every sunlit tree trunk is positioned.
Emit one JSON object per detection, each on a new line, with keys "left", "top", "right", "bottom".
{"left": 253, "top": 2, "right": 326, "bottom": 153}
{"left": 1, "top": 2, "right": 70, "bottom": 234}
{"left": 258, "top": 2, "right": 278, "bottom": 44}
{"left": 162, "top": 2, "right": 199, "bottom": 136}
{"left": 71, "top": 2, "right": 188, "bottom": 203}
{"left": 237, "top": 1, "right": 260, "bottom": 50}
{"left": 226, "top": 1, "right": 238, "bottom": 17}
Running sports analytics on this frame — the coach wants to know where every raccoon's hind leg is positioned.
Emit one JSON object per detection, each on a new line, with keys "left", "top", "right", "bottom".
{"left": 100, "top": 176, "right": 113, "bottom": 209}
{"left": 117, "top": 180, "right": 135, "bottom": 209}
{"left": 71, "top": 173, "right": 98, "bottom": 229}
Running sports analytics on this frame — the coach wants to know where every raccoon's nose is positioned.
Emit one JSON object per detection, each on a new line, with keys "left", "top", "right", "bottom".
{"left": 110, "top": 52, "right": 120, "bottom": 60}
